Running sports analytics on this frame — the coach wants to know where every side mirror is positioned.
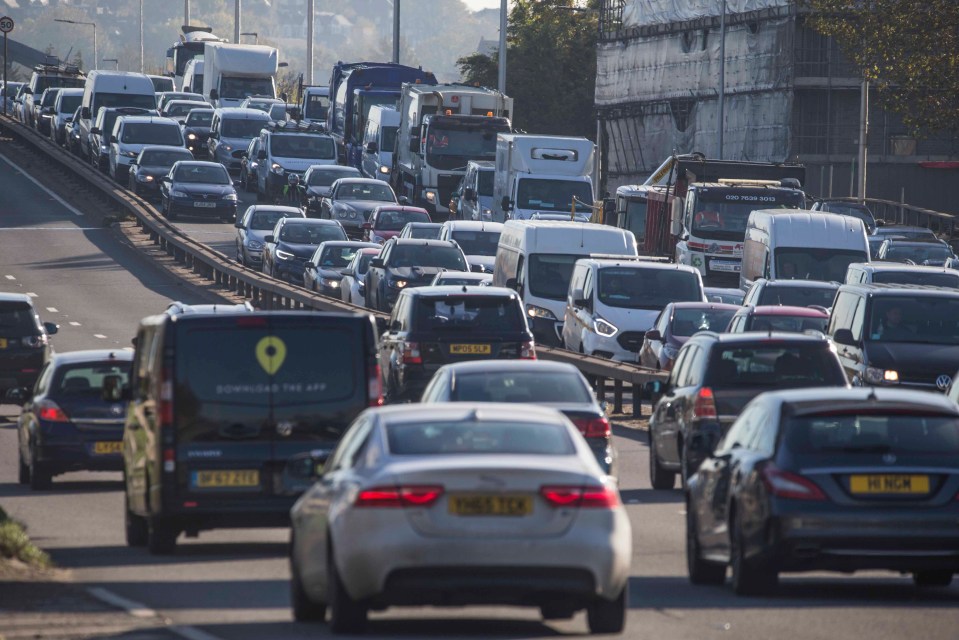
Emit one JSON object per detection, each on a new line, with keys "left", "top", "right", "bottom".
{"left": 4, "top": 387, "right": 27, "bottom": 406}
{"left": 390, "top": 319, "right": 402, "bottom": 332}
{"left": 305, "top": 261, "right": 316, "bottom": 270}
{"left": 257, "top": 150, "right": 267, "bottom": 160}
{"left": 362, "top": 222, "right": 372, "bottom": 230}
{"left": 832, "top": 328, "right": 858, "bottom": 347}
{"left": 409, "top": 137, "right": 420, "bottom": 153}
{"left": 90, "top": 126, "right": 100, "bottom": 135}
{"left": 265, "top": 235, "right": 276, "bottom": 244}
{"left": 501, "top": 196, "right": 512, "bottom": 212}
{"left": 366, "top": 141, "right": 378, "bottom": 154}
{"left": 110, "top": 135, "right": 118, "bottom": 143}
{"left": 284, "top": 450, "right": 325, "bottom": 480}
{"left": 370, "top": 258, "right": 385, "bottom": 269}
{"left": 43, "top": 322, "right": 59, "bottom": 336}
{"left": 464, "top": 187, "right": 476, "bottom": 201}
{"left": 234, "top": 221, "right": 244, "bottom": 228}
{"left": 645, "top": 380, "right": 663, "bottom": 398}
{"left": 160, "top": 176, "right": 171, "bottom": 183}
{"left": 374, "top": 316, "right": 390, "bottom": 334}
{"left": 571, "top": 287, "right": 585, "bottom": 306}
{"left": 645, "top": 329, "right": 662, "bottom": 341}
{"left": 398, "top": 195, "right": 409, "bottom": 205}
{"left": 210, "top": 89, "right": 219, "bottom": 101}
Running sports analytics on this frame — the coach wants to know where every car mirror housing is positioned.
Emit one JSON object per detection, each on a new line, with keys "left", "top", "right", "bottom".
{"left": 832, "top": 328, "right": 858, "bottom": 347}
{"left": 43, "top": 322, "right": 59, "bottom": 336}
{"left": 370, "top": 258, "right": 385, "bottom": 269}
{"left": 645, "top": 329, "right": 662, "bottom": 342}
{"left": 265, "top": 235, "right": 276, "bottom": 244}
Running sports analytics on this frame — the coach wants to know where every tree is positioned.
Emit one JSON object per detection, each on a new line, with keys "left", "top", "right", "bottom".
{"left": 802, "top": 0, "right": 959, "bottom": 135}
{"left": 457, "top": 0, "right": 599, "bottom": 138}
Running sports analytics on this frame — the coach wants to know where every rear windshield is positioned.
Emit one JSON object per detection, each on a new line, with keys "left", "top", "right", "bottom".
{"left": 758, "top": 285, "right": 837, "bottom": 308}
{"left": 407, "top": 225, "right": 441, "bottom": 239}
{"left": 452, "top": 371, "right": 592, "bottom": 403}
{"left": 785, "top": 414, "right": 959, "bottom": 455}
{"left": 279, "top": 223, "right": 346, "bottom": 244}
{"left": 388, "top": 245, "right": 467, "bottom": 270}
{"left": 599, "top": 267, "right": 702, "bottom": 310}
{"left": 452, "top": 230, "right": 500, "bottom": 256}
{"left": 375, "top": 210, "right": 430, "bottom": 231}
{"left": 0, "top": 302, "right": 41, "bottom": 334}
{"left": 308, "top": 168, "right": 360, "bottom": 186}
{"left": 40, "top": 90, "right": 60, "bottom": 107}
{"left": 165, "top": 103, "right": 204, "bottom": 117}
{"left": 883, "top": 244, "right": 952, "bottom": 264}
{"left": 175, "top": 325, "right": 358, "bottom": 407}
{"left": 871, "top": 271, "right": 959, "bottom": 288}
{"left": 745, "top": 314, "right": 828, "bottom": 333}
{"left": 387, "top": 420, "right": 574, "bottom": 455}
{"left": 121, "top": 123, "right": 182, "bottom": 145}
{"left": 671, "top": 307, "right": 737, "bottom": 336}
{"left": 54, "top": 361, "right": 130, "bottom": 397}
{"left": 318, "top": 246, "right": 361, "bottom": 268}
{"left": 415, "top": 296, "right": 523, "bottom": 332}
{"left": 705, "top": 343, "right": 845, "bottom": 388}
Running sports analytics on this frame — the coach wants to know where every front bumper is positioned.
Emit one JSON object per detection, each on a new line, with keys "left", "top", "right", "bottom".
{"left": 169, "top": 196, "right": 237, "bottom": 219}
{"left": 582, "top": 332, "right": 640, "bottom": 363}
{"left": 529, "top": 316, "right": 563, "bottom": 347}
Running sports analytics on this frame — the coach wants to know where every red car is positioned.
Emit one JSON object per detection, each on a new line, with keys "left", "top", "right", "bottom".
{"left": 726, "top": 305, "right": 830, "bottom": 334}
{"left": 363, "top": 205, "right": 431, "bottom": 244}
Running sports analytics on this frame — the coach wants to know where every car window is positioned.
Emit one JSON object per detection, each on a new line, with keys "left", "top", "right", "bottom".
{"left": 121, "top": 123, "right": 182, "bottom": 145}
{"left": 451, "top": 230, "right": 500, "bottom": 256}
{"left": 250, "top": 211, "right": 292, "bottom": 231}
{"left": 678, "top": 345, "right": 702, "bottom": 387}
{"left": 849, "top": 298, "right": 866, "bottom": 341}
{"left": 452, "top": 371, "right": 593, "bottom": 403}
{"left": 758, "top": 285, "right": 837, "bottom": 308}
{"left": 671, "top": 307, "right": 737, "bottom": 336}
{"left": 386, "top": 420, "right": 574, "bottom": 455}
{"left": 414, "top": 296, "right": 523, "bottom": 333}
{"left": 53, "top": 361, "right": 131, "bottom": 397}
{"left": 0, "top": 301, "right": 42, "bottom": 334}
{"left": 598, "top": 267, "right": 702, "bottom": 310}
{"left": 174, "top": 164, "right": 231, "bottom": 184}
{"left": 376, "top": 209, "right": 430, "bottom": 231}
{"left": 279, "top": 223, "right": 346, "bottom": 244}
{"left": 669, "top": 346, "right": 691, "bottom": 387}
{"left": 705, "top": 343, "right": 845, "bottom": 388}
{"left": 319, "top": 246, "right": 359, "bottom": 268}
{"left": 325, "top": 416, "right": 373, "bottom": 474}
{"left": 785, "top": 413, "right": 959, "bottom": 455}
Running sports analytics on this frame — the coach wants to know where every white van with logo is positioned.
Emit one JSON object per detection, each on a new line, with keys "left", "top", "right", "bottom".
{"left": 492, "top": 220, "right": 637, "bottom": 346}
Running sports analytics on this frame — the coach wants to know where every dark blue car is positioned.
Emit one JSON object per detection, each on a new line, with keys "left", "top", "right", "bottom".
{"left": 12, "top": 349, "right": 132, "bottom": 490}
{"left": 261, "top": 217, "right": 347, "bottom": 284}
{"left": 159, "top": 160, "right": 239, "bottom": 222}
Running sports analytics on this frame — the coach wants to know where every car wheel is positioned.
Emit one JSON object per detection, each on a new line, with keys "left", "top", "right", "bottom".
{"left": 680, "top": 444, "right": 693, "bottom": 488}
{"left": 28, "top": 445, "right": 52, "bottom": 491}
{"left": 686, "top": 508, "right": 726, "bottom": 585}
{"left": 328, "top": 545, "right": 367, "bottom": 633}
{"left": 540, "top": 604, "right": 576, "bottom": 621}
{"left": 290, "top": 558, "right": 327, "bottom": 622}
{"left": 236, "top": 244, "right": 244, "bottom": 264}
{"left": 125, "top": 492, "right": 148, "bottom": 547}
{"left": 17, "top": 450, "right": 29, "bottom": 485}
{"left": 586, "top": 582, "right": 627, "bottom": 634}
{"left": 730, "top": 509, "right": 777, "bottom": 596}
{"left": 648, "top": 439, "right": 675, "bottom": 490}
{"left": 913, "top": 571, "right": 953, "bottom": 588}
{"left": 147, "top": 516, "right": 178, "bottom": 555}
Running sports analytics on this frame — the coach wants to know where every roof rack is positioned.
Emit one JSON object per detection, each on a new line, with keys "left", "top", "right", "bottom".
{"left": 33, "top": 62, "right": 83, "bottom": 76}
{"left": 264, "top": 119, "right": 327, "bottom": 134}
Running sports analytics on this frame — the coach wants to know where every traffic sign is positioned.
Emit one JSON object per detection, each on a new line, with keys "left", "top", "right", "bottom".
{"left": 0, "top": 17, "right": 14, "bottom": 33}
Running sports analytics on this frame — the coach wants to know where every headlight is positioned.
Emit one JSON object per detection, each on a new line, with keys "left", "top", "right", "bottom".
{"left": 593, "top": 317, "right": 619, "bottom": 337}
{"left": 21, "top": 335, "right": 47, "bottom": 348}
{"left": 187, "top": 133, "right": 197, "bottom": 140}
{"left": 170, "top": 189, "right": 189, "bottom": 198}
{"left": 271, "top": 163, "right": 284, "bottom": 174}
{"left": 662, "top": 344, "right": 679, "bottom": 359}
{"left": 137, "top": 174, "right": 154, "bottom": 183}
{"left": 319, "top": 277, "right": 340, "bottom": 288}
{"left": 378, "top": 165, "right": 390, "bottom": 174}
{"left": 121, "top": 150, "right": 138, "bottom": 158}
{"left": 246, "top": 240, "right": 263, "bottom": 250}
{"left": 526, "top": 304, "right": 557, "bottom": 320}
{"left": 864, "top": 366, "right": 899, "bottom": 385}
{"left": 388, "top": 278, "right": 408, "bottom": 289}
{"left": 221, "top": 144, "right": 233, "bottom": 152}
{"left": 222, "top": 193, "right": 237, "bottom": 201}
{"left": 424, "top": 190, "right": 437, "bottom": 204}
{"left": 275, "top": 249, "right": 295, "bottom": 260}
{"left": 100, "top": 144, "right": 109, "bottom": 152}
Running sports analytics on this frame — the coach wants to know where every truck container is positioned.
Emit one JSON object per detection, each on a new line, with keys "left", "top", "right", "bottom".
{"left": 202, "top": 42, "right": 278, "bottom": 109}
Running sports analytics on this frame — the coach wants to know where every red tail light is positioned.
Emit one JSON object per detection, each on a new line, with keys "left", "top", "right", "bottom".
{"left": 355, "top": 485, "right": 444, "bottom": 508}
{"left": 540, "top": 485, "right": 620, "bottom": 509}
{"left": 368, "top": 363, "right": 384, "bottom": 407}
{"left": 693, "top": 387, "right": 718, "bottom": 419}
{"left": 572, "top": 417, "right": 611, "bottom": 438}
{"left": 761, "top": 464, "right": 826, "bottom": 501}
{"left": 520, "top": 340, "right": 536, "bottom": 360}
{"left": 38, "top": 400, "right": 69, "bottom": 422}
{"left": 162, "top": 447, "right": 176, "bottom": 473}
{"left": 401, "top": 342, "right": 422, "bottom": 365}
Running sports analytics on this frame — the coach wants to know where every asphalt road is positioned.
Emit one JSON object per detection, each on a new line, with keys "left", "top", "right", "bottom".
{"left": 1, "top": 151, "right": 958, "bottom": 639}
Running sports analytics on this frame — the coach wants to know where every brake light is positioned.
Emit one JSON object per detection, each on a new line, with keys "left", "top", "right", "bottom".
{"left": 572, "top": 417, "right": 611, "bottom": 438}
{"left": 235, "top": 316, "right": 268, "bottom": 327}
{"left": 761, "top": 464, "right": 826, "bottom": 501}
{"left": 355, "top": 485, "right": 444, "bottom": 508}
{"left": 519, "top": 340, "right": 536, "bottom": 360}
{"left": 693, "top": 387, "right": 718, "bottom": 419}
{"left": 38, "top": 400, "right": 69, "bottom": 422}
{"left": 401, "top": 342, "right": 422, "bottom": 365}
{"left": 540, "top": 485, "right": 619, "bottom": 509}
{"left": 368, "top": 363, "right": 383, "bottom": 407}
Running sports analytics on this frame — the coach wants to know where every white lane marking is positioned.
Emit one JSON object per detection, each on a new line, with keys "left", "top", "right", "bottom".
{"left": 46, "top": 307, "right": 58, "bottom": 313}
{"left": 85, "top": 587, "right": 157, "bottom": 619}
{"left": 94, "top": 334, "right": 107, "bottom": 339}
{"left": 122, "top": 346, "right": 134, "bottom": 351}
{"left": 170, "top": 626, "right": 226, "bottom": 640}
{"left": 69, "top": 321, "right": 81, "bottom": 326}
{"left": 26, "top": 292, "right": 37, "bottom": 297}
{"left": 0, "top": 152, "right": 85, "bottom": 216}
{"left": 4, "top": 275, "right": 14, "bottom": 280}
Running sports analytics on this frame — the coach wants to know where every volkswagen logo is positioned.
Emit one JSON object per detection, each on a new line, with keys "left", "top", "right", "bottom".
{"left": 882, "top": 453, "right": 897, "bottom": 465}
{"left": 936, "top": 374, "right": 952, "bottom": 391}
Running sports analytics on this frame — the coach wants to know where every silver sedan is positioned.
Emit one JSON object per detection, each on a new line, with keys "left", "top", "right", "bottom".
{"left": 288, "top": 403, "right": 632, "bottom": 634}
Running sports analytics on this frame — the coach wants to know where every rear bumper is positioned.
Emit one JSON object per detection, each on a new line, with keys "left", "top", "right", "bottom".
{"left": 35, "top": 441, "right": 124, "bottom": 474}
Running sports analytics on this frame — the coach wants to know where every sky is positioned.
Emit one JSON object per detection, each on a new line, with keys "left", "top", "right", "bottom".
{"left": 464, "top": 0, "right": 503, "bottom": 10}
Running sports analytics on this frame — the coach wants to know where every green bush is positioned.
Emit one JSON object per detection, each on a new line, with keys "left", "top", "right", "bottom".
{"left": 0, "top": 506, "right": 51, "bottom": 568}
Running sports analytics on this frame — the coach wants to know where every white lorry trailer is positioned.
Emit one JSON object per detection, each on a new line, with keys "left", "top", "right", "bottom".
{"left": 392, "top": 83, "right": 512, "bottom": 222}
{"left": 202, "top": 42, "right": 278, "bottom": 109}
{"left": 492, "top": 134, "right": 596, "bottom": 222}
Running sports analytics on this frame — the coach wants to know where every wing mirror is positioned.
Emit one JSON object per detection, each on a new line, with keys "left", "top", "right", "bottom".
{"left": 832, "top": 328, "right": 858, "bottom": 347}
{"left": 370, "top": 258, "right": 385, "bottom": 269}
{"left": 366, "top": 141, "right": 378, "bottom": 154}
{"left": 265, "top": 235, "right": 276, "bottom": 244}
{"left": 644, "top": 329, "right": 662, "bottom": 341}
{"left": 4, "top": 387, "right": 28, "bottom": 406}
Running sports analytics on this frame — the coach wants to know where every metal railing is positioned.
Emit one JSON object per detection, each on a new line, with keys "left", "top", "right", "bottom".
{"left": 817, "top": 196, "right": 956, "bottom": 237}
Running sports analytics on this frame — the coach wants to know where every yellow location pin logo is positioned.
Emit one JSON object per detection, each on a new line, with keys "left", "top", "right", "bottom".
{"left": 255, "top": 336, "right": 287, "bottom": 375}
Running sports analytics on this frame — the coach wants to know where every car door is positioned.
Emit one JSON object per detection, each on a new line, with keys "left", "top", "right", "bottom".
{"left": 379, "top": 294, "right": 408, "bottom": 397}
{"left": 666, "top": 345, "right": 702, "bottom": 465}
{"left": 263, "top": 219, "right": 283, "bottom": 276}
{"left": 652, "top": 346, "right": 691, "bottom": 467}
{"left": 366, "top": 241, "right": 391, "bottom": 310}
{"left": 827, "top": 292, "right": 865, "bottom": 384}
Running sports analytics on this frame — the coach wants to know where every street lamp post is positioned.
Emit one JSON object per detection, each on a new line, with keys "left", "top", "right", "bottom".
{"left": 497, "top": 0, "right": 507, "bottom": 94}
{"left": 55, "top": 18, "right": 97, "bottom": 71}
{"left": 717, "top": 0, "right": 727, "bottom": 160}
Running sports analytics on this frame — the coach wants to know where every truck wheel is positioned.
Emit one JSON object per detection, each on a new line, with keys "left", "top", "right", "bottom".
{"left": 147, "top": 516, "right": 178, "bottom": 555}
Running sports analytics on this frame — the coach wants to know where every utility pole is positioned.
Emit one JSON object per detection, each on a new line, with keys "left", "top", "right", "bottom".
{"left": 392, "top": 0, "right": 400, "bottom": 64}
{"left": 307, "top": 0, "right": 314, "bottom": 83}
{"left": 234, "top": 0, "right": 241, "bottom": 44}
{"left": 497, "top": 0, "right": 507, "bottom": 94}
{"left": 139, "top": 0, "right": 144, "bottom": 73}
{"left": 857, "top": 79, "right": 869, "bottom": 202}
{"left": 184, "top": 0, "right": 190, "bottom": 25}
{"left": 717, "top": 0, "right": 726, "bottom": 160}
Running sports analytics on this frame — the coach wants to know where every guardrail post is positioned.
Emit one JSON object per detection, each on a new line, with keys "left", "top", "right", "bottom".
{"left": 632, "top": 384, "right": 643, "bottom": 419}
{"left": 596, "top": 377, "right": 606, "bottom": 405}
{"left": 613, "top": 380, "right": 623, "bottom": 414}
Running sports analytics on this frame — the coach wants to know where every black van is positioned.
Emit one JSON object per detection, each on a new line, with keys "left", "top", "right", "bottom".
{"left": 123, "top": 310, "right": 381, "bottom": 554}
{"left": 0, "top": 293, "right": 59, "bottom": 399}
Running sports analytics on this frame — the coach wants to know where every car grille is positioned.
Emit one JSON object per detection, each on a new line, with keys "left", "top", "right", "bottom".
{"left": 438, "top": 174, "right": 461, "bottom": 207}
{"left": 617, "top": 331, "right": 645, "bottom": 352}
{"left": 231, "top": 149, "right": 246, "bottom": 159}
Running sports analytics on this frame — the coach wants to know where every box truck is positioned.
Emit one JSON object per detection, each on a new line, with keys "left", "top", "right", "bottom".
{"left": 202, "top": 42, "right": 278, "bottom": 109}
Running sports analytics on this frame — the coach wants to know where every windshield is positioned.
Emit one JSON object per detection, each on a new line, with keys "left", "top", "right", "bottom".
{"left": 36, "top": 76, "right": 84, "bottom": 94}
{"left": 270, "top": 134, "right": 336, "bottom": 160}
{"left": 477, "top": 170, "right": 494, "bottom": 196}
{"left": 304, "top": 93, "right": 329, "bottom": 121}
{"left": 185, "top": 111, "right": 213, "bottom": 126}
{"left": 250, "top": 210, "right": 295, "bottom": 231}
{"left": 452, "top": 371, "right": 592, "bottom": 403}
{"left": 221, "top": 118, "right": 266, "bottom": 138}
{"left": 868, "top": 296, "right": 959, "bottom": 344}
{"left": 516, "top": 178, "right": 594, "bottom": 212}
{"left": 415, "top": 296, "right": 523, "bottom": 332}
{"left": 308, "top": 168, "right": 360, "bottom": 186}
{"left": 58, "top": 94, "right": 82, "bottom": 113}
{"left": 872, "top": 271, "right": 959, "bottom": 288}
{"left": 381, "top": 125, "right": 398, "bottom": 152}
{"left": 387, "top": 420, "right": 574, "bottom": 455}
{"left": 140, "top": 149, "right": 192, "bottom": 166}
{"left": 876, "top": 228, "right": 937, "bottom": 241}
{"left": 0, "top": 302, "right": 41, "bottom": 334}
{"left": 883, "top": 243, "right": 952, "bottom": 264}
{"left": 279, "top": 223, "right": 346, "bottom": 245}
{"left": 93, "top": 93, "right": 156, "bottom": 118}
{"left": 337, "top": 182, "right": 395, "bottom": 202}
{"left": 388, "top": 245, "right": 467, "bottom": 270}
{"left": 785, "top": 414, "right": 959, "bottom": 455}
{"left": 173, "top": 164, "right": 231, "bottom": 184}
{"left": 705, "top": 344, "right": 846, "bottom": 388}
{"left": 452, "top": 230, "right": 500, "bottom": 256}
{"left": 165, "top": 103, "right": 204, "bottom": 117}
{"left": 745, "top": 314, "right": 828, "bottom": 333}
{"left": 40, "top": 90, "right": 60, "bottom": 107}
{"left": 219, "top": 76, "right": 274, "bottom": 100}
{"left": 776, "top": 248, "right": 868, "bottom": 283}
{"left": 671, "top": 307, "right": 737, "bottom": 336}
{"left": 408, "top": 225, "right": 441, "bottom": 239}
{"left": 318, "top": 246, "right": 361, "bottom": 268}
{"left": 425, "top": 125, "right": 502, "bottom": 169}
{"left": 528, "top": 254, "right": 584, "bottom": 301}
{"left": 121, "top": 123, "right": 182, "bottom": 145}
{"left": 54, "top": 362, "right": 131, "bottom": 398}
{"left": 691, "top": 190, "right": 805, "bottom": 240}
{"left": 375, "top": 209, "right": 430, "bottom": 231}
{"left": 620, "top": 198, "right": 649, "bottom": 243}
{"left": 757, "top": 285, "right": 837, "bottom": 308}
{"left": 599, "top": 267, "right": 702, "bottom": 310}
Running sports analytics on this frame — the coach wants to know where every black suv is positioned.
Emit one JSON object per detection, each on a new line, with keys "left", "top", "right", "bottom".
{"left": 380, "top": 286, "right": 535, "bottom": 402}
{"left": 365, "top": 238, "right": 469, "bottom": 312}
{"left": 742, "top": 278, "right": 839, "bottom": 309}
{"left": 123, "top": 310, "right": 382, "bottom": 554}
{"left": 827, "top": 283, "right": 959, "bottom": 391}
{"left": 0, "top": 293, "right": 59, "bottom": 399}
{"left": 646, "top": 331, "right": 847, "bottom": 489}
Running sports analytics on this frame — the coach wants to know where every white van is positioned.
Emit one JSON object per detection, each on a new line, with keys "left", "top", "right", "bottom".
{"left": 563, "top": 258, "right": 704, "bottom": 361}
{"left": 492, "top": 220, "right": 637, "bottom": 346}
{"left": 844, "top": 262, "right": 959, "bottom": 288}
{"left": 360, "top": 105, "right": 400, "bottom": 182}
{"left": 108, "top": 115, "right": 185, "bottom": 183}
{"left": 182, "top": 59, "right": 205, "bottom": 95}
{"left": 457, "top": 160, "right": 496, "bottom": 221}
{"left": 79, "top": 71, "right": 157, "bottom": 164}
{"left": 740, "top": 210, "right": 870, "bottom": 291}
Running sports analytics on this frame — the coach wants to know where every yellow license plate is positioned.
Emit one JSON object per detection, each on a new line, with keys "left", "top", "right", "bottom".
{"left": 449, "top": 494, "right": 532, "bottom": 516}
{"left": 450, "top": 344, "right": 491, "bottom": 355}
{"left": 849, "top": 475, "right": 930, "bottom": 494}
{"left": 0, "top": 338, "right": 6, "bottom": 349}
{"left": 92, "top": 441, "right": 122, "bottom": 455}
{"left": 192, "top": 470, "right": 260, "bottom": 488}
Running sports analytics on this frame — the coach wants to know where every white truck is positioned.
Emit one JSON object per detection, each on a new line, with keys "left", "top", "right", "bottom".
{"left": 202, "top": 42, "right": 278, "bottom": 109}
{"left": 392, "top": 83, "right": 513, "bottom": 222}
{"left": 299, "top": 85, "right": 329, "bottom": 125}
{"left": 492, "top": 134, "right": 596, "bottom": 222}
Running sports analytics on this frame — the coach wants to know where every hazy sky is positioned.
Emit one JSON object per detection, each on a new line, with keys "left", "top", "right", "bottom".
{"left": 464, "top": 0, "right": 503, "bottom": 10}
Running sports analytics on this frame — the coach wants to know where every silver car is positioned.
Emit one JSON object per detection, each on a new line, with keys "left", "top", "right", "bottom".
{"left": 288, "top": 403, "right": 631, "bottom": 634}
{"left": 233, "top": 205, "right": 304, "bottom": 268}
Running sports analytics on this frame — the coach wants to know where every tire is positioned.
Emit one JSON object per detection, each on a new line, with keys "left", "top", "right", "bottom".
{"left": 17, "top": 450, "right": 29, "bottom": 485}
{"left": 291, "top": 561, "right": 327, "bottom": 622}
{"left": 125, "top": 492, "right": 148, "bottom": 547}
{"left": 686, "top": 508, "right": 726, "bottom": 585}
{"left": 586, "top": 583, "right": 627, "bottom": 634}
{"left": 648, "top": 439, "right": 675, "bottom": 490}
{"left": 28, "top": 446, "right": 52, "bottom": 491}
{"left": 147, "top": 516, "right": 178, "bottom": 555}
{"left": 730, "top": 510, "right": 777, "bottom": 596}
{"left": 680, "top": 444, "right": 693, "bottom": 489}
{"left": 328, "top": 548, "right": 367, "bottom": 633}
{"left": 540, "top": 604, "right": 575, "bottom": 621}
{"left": 913, "top": 571, "right": 953, "bottom": 588}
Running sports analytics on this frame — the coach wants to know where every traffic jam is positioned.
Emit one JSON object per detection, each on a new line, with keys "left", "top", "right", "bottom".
{"left": 1, "top": 15, "right": 958, "bottom": 639}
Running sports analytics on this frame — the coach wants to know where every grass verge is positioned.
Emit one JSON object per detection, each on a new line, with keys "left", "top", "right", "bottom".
{"left": 0, "top": 506, "right": 51, "bottom": 568}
